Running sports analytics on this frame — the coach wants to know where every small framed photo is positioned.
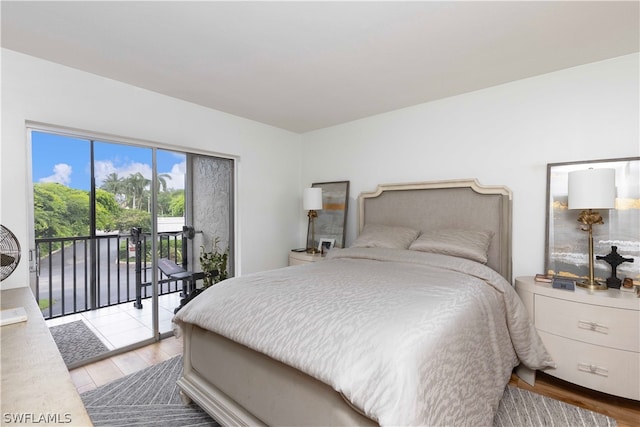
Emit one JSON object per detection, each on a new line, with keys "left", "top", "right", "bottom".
{"left": 318, "top": 238, "right": 335, "bottom": 253}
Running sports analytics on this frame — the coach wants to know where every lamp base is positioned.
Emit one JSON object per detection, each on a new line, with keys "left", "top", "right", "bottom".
{"left": 306, "top": 248, "right": 320, "bottom": 254}
{"left": 576, "top": 280, "right": 608, "bottom": 291}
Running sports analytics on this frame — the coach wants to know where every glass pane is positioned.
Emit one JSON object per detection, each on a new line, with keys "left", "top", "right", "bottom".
{"left": 31, "top": 131, "right": 92, "bottom": 320}
{"left": 31, "top": 131, "right": 91, "bottom": 238}
{"left": 93, "top": 141, "right": 157, "bottom": 342}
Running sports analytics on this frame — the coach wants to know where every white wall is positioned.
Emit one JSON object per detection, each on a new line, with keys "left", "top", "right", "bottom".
{"left": 1, "top": 49, "right": 302, "bottom": 289}
{"left": 301, "top": 53, "right": 640, "bottom": 281}
{"left": 3, "top": 49, "right": 638, "bottom": 289}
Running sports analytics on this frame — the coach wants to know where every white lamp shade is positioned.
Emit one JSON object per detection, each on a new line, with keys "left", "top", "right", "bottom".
{"left": 303, "top": 187, "right": 323, "bottom": 210}
{"left": 568, "top": 168, "right": 616, "bottom": 210}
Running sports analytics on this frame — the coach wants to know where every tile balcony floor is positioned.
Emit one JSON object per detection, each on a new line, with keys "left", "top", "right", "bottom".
{"left": 45, "top": 292, "right": 181, "bottom": 351}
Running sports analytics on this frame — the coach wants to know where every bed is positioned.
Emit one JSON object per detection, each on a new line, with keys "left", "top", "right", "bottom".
{"left": 173, "top": 179, "right": 554, "bottom": 426}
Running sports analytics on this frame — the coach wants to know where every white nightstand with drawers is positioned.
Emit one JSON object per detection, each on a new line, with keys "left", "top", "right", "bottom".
{"left": 288, "top": 251, "right": 325, "bottom": 266}
{"left": 515, "top": 276, "right": 639, "bottom": 400}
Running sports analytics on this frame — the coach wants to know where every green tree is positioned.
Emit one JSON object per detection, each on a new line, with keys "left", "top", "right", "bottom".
{"left": 33, "top": 183, "right": 123, "bottom": 237}
{"left": 33, "top": 183, "right": 90, "bottom": 236}
{"left": 169, "top": 191, "right": 185, "bottom": 216}
{"left": 95, "top": 189, "right": 121, "bottom": 231}
{"left": 65, "top": 190, "right": 90, "bottom": 236}
{"left": 33, "top": 183, "right": 72, "bottom": 238}
{"left": 157, "top": 189, "right": 183, "bottom": 217}
{"left": 114, "top": 209, "right": 151, "bottom": 233}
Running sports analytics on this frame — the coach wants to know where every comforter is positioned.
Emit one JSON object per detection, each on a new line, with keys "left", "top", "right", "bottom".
{"left": 174, "top": 247, "right": 554, "bottom": 426}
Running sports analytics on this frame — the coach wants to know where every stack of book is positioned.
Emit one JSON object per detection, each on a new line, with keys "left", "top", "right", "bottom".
{"left": 534, "top": 274, "right": 552, "bottom": 283}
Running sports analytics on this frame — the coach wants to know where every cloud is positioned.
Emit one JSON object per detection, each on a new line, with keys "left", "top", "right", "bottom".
{"left": 164, "top": 161, "right": 186, "bottom": 190}
{"left": 94, "top": 160, "right": 152, "bottom": 187}
{"left": 93, "top": 160, "right": 118, "bottom": 184}
{"left": 39, "top": 163, "right": 72, "bottom": 185}
{"left": 94, "top": 160, "right": 185, "bottom": 190}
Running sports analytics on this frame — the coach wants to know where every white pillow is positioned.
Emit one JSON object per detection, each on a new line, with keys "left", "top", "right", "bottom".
{"left": 351, "top": 223, "right": 420, "bottom": 249}
{"left": 408, "top": 229, "right": 493, "bottom": 263}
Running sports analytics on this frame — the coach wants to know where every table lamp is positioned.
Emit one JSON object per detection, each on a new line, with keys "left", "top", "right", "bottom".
{"left": 568, "top": 168, "right": 616, "bottom": 290}
{"left": 303, "top": 188, "right": 323, "bottom": 253}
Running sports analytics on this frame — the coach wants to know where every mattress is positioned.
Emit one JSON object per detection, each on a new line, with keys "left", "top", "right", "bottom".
{"left": 174, "top": 248, "right": 554, "bottom": 426}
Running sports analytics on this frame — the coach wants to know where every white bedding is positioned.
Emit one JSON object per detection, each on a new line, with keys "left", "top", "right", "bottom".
{"left": 174, "top": 247, "right": 554, "bottom": 426}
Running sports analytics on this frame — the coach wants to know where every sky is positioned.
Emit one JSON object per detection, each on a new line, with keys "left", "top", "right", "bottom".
{"left": 31, "top": 131, "right": 186, "bottom": 191}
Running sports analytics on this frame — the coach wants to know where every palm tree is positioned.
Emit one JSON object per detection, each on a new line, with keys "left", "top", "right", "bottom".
{"left": 152, "top": 174, "right": 173, "bottom": 214}
{"left": 156, "top": 173, "right": 171, "bottom": 192}
{"left": 101, "top": 173, "right": 124, "bottom": 194}
{"left": 124, "top": 172, "right": 150, "bottom": 210}
{"left": 142, "top": 174, "right": 173, "bottom": 212}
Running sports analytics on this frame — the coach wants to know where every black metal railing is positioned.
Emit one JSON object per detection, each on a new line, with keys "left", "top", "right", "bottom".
{"left": 35, "top": 231, "right": 188, "bottom": 319}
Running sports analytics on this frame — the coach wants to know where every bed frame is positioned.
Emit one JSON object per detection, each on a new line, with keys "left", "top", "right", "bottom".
{"left": 177, "top": 179, "right": 513, "bottom": 426}
{"left": 358, "top": 179, "right": 512, "bottom": 281}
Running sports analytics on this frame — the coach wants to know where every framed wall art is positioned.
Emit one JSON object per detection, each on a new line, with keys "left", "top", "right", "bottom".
{"left": 310, "top": 181, "right": 349, "bottom": 248}
{"left": 545, "top": 157, "right": 639, "bottom": 284}
{"left": 318, "top": 238, "right": 335, "bottom": 253}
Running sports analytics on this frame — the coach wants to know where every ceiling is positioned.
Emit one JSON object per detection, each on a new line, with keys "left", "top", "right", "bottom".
{"left": 2, "top": 1, "right": 639, "bottom": 133}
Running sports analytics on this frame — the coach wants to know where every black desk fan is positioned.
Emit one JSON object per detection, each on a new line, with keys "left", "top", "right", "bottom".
{"left": 1, "top": 224, "right": 27, "bottom": 326}
{"left": 1, "top": 225, "right": 21, "bottom": 281}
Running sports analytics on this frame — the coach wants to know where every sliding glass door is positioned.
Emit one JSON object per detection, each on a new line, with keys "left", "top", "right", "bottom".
{"left": 29, "top": 127, "right": 234, "bottom": 352}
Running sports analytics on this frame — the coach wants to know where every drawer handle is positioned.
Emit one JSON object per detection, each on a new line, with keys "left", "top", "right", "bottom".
{"left": 577, "top": 363, "right": 609, "bottom": 377}
{"left": 577, "top": 320, "right": 609, "bottom": 334}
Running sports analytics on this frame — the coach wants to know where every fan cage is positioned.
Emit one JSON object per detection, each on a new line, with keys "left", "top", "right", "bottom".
{"left": 1, "top": 225, "right": 21, "bottom": 281}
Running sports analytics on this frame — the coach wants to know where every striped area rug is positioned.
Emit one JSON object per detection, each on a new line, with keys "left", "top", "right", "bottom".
{"left": 81, "top": 356, "right": 218, "bottom": 427}
{"left": 494, "top": 386, "right": 617, "bottom": 427}
{"left": 81, "top": 355, "right": 616, "bottom": 426}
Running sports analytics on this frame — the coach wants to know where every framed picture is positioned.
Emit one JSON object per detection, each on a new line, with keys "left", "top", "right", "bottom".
{"left": 318, "top": 238, "right": 335, "bottom": 252}
{"left": 545, "top": 157, "right": 639, "bottom": 283}
{"left": 310, "top": 181, "right": 349, "bottom": 248}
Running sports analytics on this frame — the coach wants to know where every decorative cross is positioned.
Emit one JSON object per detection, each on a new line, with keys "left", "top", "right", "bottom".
{"left": 596, "top": 246, "right": 634, "bottom": 289}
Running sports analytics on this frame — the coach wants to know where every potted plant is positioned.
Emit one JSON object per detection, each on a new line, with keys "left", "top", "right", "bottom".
{"left": 199, "top": 237, "right": 228, "bottom": 288}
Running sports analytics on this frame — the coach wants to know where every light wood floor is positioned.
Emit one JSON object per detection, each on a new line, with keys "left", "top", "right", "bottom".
{"left": 72, "top": 339, "right": 639, "bottom": 426}
{"left": 70, "top": 336, "right": 183, "bottom": 394}
{"left": 508, "top": 373, "right": 639, "bottom": 427}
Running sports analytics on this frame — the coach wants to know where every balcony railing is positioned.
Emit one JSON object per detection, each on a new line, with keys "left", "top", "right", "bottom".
{"left": 35, "top": 231, "right": 190, "bottom": 319}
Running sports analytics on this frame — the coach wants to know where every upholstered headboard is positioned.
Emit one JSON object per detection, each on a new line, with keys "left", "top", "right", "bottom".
{"left": 358, "top": 179, "right": 512, "bottom": 281}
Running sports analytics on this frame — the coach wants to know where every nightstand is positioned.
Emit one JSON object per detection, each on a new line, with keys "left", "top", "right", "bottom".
{"left": 515, "top": 276, "right": 639, "bottom": 400}
{"left": 288, "top": 251, "right": 325, "bottom": 266}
